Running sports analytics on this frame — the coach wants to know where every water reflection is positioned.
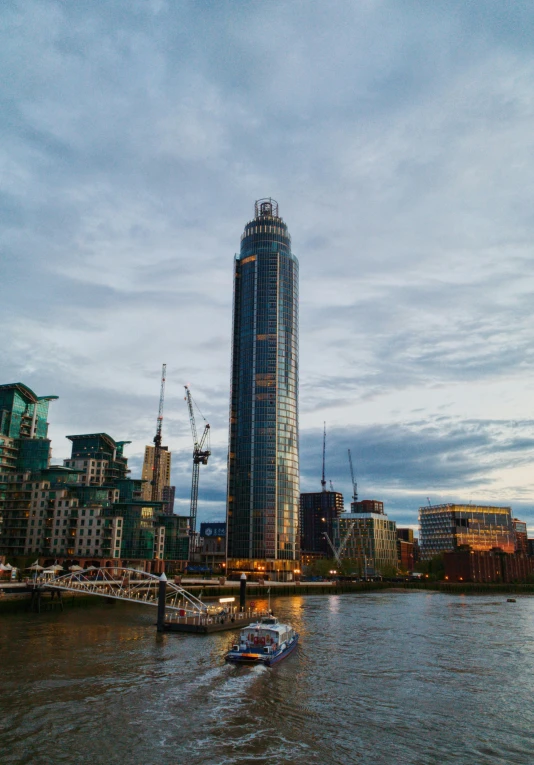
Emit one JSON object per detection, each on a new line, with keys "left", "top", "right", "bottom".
{"left": 2, "top": 593, "right": 534, "bottom": 764}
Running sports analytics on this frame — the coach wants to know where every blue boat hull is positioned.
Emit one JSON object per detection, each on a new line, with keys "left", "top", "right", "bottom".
{"left": 265, "top": 635, "right": 299, "bottom": 666}
{"left": 225, "top": 635, "right": 299, "bottom": 667}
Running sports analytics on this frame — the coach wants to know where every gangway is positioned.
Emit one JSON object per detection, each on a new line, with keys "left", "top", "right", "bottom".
{"left": 32, "top": 567, "right": 270, "bottom": 633}
{"left": 40, "top": 567, "right": 207, "bottom": 617}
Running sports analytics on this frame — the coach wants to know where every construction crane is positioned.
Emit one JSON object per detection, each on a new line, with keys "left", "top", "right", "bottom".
{"left": 323, "top": 526, "right": 356, "bottom": 567}
{"left": 329, "top": 480, "right": 335, "bottom": 492}
{"left": 184, "top": 385, "right": 211, "bottom": 547}
{"left": 321, "top": 422, "right": 327, "bottom": 491}
{"left": 151, "top": 364, "right": 166, "bottom": 503}
{"left": 325, "top": 526, "right": 373, "bottom": 578}
{"left": 348, "top": 449, "right": 358, "bottom": 503}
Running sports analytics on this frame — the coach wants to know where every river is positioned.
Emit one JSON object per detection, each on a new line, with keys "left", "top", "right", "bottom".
{"left": 1, "top": 590, "right": 534, "bottom": 765}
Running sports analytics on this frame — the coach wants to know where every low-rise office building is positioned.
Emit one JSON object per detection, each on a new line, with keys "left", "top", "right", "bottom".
{"left": 198, "top": 521, "right": 226, "bottom": 571}
{"left": 419, "top": 504, "right": 515, "bottom": 560}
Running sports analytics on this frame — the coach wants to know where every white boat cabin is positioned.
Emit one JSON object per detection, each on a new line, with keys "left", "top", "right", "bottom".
{"left": 233, "top": 616, "right": 295, "bottom": 655}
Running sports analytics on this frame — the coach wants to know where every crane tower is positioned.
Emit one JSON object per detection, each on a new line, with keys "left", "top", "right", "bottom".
{"left": 184, "top": 386, "right": 211, "bottom": 548}
{"left": 321, "top": 422, "right": 327, "bottom": 491}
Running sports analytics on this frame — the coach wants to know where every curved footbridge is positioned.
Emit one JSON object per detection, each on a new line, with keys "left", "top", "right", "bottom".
{"left": 34, "top": 567, "right": 268, "bottom": 633}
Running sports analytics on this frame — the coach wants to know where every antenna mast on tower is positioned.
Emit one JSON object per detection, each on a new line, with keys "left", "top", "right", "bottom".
{"left": 321, "top": 422, "right": 327, "bottom": 492}
{"left": 348, "top": 448, "right": 358, "bottom": 503}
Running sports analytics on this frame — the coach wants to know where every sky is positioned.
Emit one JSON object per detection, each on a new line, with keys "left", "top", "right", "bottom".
{"left": 2, "top": 0, "right": 534, "bottom": 532}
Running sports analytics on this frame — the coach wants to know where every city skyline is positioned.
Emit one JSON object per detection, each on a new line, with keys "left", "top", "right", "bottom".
{"left": 2, "top": 2, "right": 534, "bottom": 530}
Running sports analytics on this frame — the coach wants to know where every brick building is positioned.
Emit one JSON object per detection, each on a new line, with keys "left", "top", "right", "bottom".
{"left": 396, "top": 528, "right": 414, "bottom": 571}
{"left": 444, "top": 550, "right": 534, "bottom": 583}
{"left": 513, "top": 519, "right": 528, "bottom": 555}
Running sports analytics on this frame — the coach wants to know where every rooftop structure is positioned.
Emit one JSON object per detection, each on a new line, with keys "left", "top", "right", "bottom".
{"left": 64, "top": 433, "right": 131, "bottom": 486}
{"left": 0, "top": 382, "right": 57, "bottom": 441}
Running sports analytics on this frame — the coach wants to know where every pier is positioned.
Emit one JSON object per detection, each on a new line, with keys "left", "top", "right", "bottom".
{"left": 10, "top": 567, "right": 270, "bottom": 633}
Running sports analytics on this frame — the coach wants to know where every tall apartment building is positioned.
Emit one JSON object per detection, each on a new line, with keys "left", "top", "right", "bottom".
{"left": 226, "top": 199, "right": 299, "bottom": 581}
{"left": 300, "top": 491, "right": 344, "bottom": 559}
{"left": 419, "top": 503, "right": 515, "bottom": 560}
{"left": 0, "top": 394, "right": 189, "bottom": 570}
{"left": 0, "top": 383, "right": 58, "bottom": 543}
{"left": 338, "top": 502, "right": 398, "bottom": 576}
{"left": 0, "top": 382, "right": 57, "bottom": 493}
{"left": 161, "top": 484, "right": 176, "bottom": 516}
{"left": 140, "top": 444, "right": 172, "bottom": 502}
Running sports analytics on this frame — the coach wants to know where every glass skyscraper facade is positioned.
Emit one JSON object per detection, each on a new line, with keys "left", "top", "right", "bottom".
{"left": 226, "top": 199, "right": 299, "bottom": 580}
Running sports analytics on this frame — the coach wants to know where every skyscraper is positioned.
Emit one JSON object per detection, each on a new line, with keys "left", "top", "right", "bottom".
{"left": 140, "top": 444, "right": 171, "bottom": 502}
{"left": 300, "top": 490, "right": 344, "bottom": 559}
{"left": 226, "top": 199, "right": 299, "bottom": 581}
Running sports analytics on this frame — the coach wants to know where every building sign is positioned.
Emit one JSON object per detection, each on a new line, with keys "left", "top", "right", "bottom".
{"left": 200, "top": 522, "right": 226, "bottom": 538}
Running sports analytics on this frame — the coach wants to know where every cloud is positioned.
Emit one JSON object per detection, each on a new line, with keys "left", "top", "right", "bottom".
{"left": 2, "top": 1, "right": 534, "bottom": 531}
{"left": 300, "top": 416, "right": 534, "bottom": 527}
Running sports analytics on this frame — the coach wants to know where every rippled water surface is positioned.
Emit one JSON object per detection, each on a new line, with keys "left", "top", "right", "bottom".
{"left": 2, "top": 591, "right": 534, "bottom": 765}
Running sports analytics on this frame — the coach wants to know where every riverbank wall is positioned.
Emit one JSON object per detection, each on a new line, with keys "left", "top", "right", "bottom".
{"left": 184, "top": 581, "right": 534, "bottom": 598}
{"left": 3, "top": 579, "right": 534, "bottom": 615}
{"left": 0, "top": 591, "right": 117, "bottom": 614}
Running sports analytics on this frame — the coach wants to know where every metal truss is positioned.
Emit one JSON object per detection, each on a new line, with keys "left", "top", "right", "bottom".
{"left": 43, "top": 567, "right": 207, "bottom": 616}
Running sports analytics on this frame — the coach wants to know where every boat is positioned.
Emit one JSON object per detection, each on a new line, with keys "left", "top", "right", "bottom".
{"left": 225, "top": 615, "right": 299, "bottom": 666}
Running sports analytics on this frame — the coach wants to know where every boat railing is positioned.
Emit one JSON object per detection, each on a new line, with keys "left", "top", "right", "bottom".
{"left": 164, "top": 607, "right": 269, "bottom": 626}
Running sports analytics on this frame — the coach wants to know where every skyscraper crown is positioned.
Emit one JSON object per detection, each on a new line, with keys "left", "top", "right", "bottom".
{"left": 255, "top": 197, "right": 278, "bottom": 219}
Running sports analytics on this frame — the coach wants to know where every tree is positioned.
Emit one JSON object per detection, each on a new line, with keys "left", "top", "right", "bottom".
{"left": 379, "top": 563, "right": 398, "bottom": 579}
{"left": 307, "top": 557, "right": 338, "bottom": 578}
{"left": 414, "top": 553, "right": 444, "bottom": 581}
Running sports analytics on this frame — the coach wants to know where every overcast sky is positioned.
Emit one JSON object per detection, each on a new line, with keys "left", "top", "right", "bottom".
{"left": 2, "top": 0, "right": 534, "bottom": 532}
